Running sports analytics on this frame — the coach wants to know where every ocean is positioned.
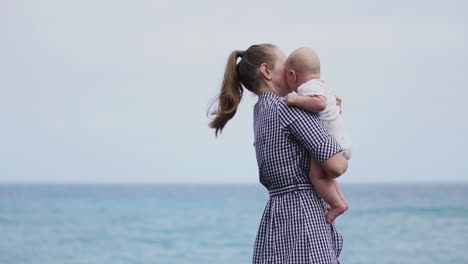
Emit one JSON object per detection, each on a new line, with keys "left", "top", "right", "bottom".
{"left": 0, "top": 183, "right": 467, "bottom": 264}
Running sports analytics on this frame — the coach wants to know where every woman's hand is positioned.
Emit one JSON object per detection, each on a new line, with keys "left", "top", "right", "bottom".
{"left": 335, "top": 95, "right": 342, "bottom": 114}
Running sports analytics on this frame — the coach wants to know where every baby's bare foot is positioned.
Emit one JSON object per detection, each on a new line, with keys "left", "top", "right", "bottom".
{"left": 326, "top": 202, "right": 348, "bottom": 224}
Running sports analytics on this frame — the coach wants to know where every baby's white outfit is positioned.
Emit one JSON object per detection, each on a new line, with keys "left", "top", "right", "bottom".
{"left": 297, "top": 79, "right": 352, "bottom": 160}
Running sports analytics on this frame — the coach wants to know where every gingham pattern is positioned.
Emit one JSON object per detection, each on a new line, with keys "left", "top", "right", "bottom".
{"left": 252, "top": 92, "right": 343, "bottom": 264}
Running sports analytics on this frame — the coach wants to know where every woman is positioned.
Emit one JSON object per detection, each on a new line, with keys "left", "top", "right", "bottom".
{"left": 209, "top": 44, "right": 348, "bottom": 263}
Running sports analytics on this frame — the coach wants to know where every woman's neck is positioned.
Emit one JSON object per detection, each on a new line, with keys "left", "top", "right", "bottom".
{"left": 257, "top": 85, "right": 289, "bottom": 97}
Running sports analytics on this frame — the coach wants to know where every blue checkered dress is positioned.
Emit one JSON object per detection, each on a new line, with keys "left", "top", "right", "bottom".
{"left": 252, "top": 92, "right": 344, "bottom": 264}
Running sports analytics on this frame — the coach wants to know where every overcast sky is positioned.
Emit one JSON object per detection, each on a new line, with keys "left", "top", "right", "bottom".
{"left": 1, "top": 0, "right": 467, "bottom": 183}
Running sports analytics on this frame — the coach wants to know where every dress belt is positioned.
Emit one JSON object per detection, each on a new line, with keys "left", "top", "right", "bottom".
{"left": 268, "top": 183, "right": 314, "bottom": 197}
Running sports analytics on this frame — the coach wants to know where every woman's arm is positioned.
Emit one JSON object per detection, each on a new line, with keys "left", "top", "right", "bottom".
{"left": 283, "top": 105, "right": 348, "bottom": 177}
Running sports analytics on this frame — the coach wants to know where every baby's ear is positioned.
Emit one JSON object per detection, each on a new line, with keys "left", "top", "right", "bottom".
{"left": 287, "top": 70, "right": 296, "bottom": 80}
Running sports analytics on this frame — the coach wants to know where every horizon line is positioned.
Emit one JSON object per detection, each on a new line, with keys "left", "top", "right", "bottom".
{"left": 0, "top": 180, "right": 467, "bottom": 185}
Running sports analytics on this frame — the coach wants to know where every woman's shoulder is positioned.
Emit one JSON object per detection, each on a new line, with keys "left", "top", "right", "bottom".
{"left": 257, "top": 92, "right": 284, "bottom": 103}
{"left": 278, "top": 99, "right": 320, "bottom": 126}
{"left": 257, "top": 92, "right": 319, "bottom": 124}
{"left": 256, "top": 92, "right": 287, "bottom": 112}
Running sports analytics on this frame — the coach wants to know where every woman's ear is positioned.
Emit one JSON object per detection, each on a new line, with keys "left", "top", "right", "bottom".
{"left": 260, "top": 63, "right": 272, "bottom": 80}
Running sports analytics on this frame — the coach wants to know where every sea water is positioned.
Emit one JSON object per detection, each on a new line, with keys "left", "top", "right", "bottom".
{"left": 0, "top": 183, "right": 467, "bottom": 264}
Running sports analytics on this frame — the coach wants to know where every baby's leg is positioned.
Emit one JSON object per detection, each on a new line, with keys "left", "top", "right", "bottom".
{"left": 332, "top": 179, "right": 349, "bottom": 210}
{"left": 309, "top": 158, "right": 348, "bottom": 224}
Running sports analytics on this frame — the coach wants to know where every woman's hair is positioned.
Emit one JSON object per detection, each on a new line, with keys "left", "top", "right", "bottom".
{"left": 208, "top": 43, "right": 277, "bottom": 136}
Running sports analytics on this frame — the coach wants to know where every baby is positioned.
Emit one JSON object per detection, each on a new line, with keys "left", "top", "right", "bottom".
{"left": 285, "top": 47, "right": 352, "bottom": 224}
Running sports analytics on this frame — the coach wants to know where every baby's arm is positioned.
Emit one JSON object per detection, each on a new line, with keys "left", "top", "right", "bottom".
{"left": 285, "top": 93, "right": 327, "bottom": 112}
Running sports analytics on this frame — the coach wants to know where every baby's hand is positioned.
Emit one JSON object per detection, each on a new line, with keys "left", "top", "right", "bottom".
{"left": 285, "top": 92, "right": 299, "bottom": 105}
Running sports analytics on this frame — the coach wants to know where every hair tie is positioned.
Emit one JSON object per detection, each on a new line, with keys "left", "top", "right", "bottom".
{"left": 239, "top": 51, "right": 245, "bottom": 58}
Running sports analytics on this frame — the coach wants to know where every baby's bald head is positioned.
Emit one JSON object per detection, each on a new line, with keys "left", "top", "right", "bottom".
{"left": 286, "top": 47, "right": 321, "bottom": 75}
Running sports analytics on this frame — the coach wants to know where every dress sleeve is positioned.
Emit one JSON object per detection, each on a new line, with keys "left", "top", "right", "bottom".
{"left": 280, "top": 103, "right": 342, "bottom": 164}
